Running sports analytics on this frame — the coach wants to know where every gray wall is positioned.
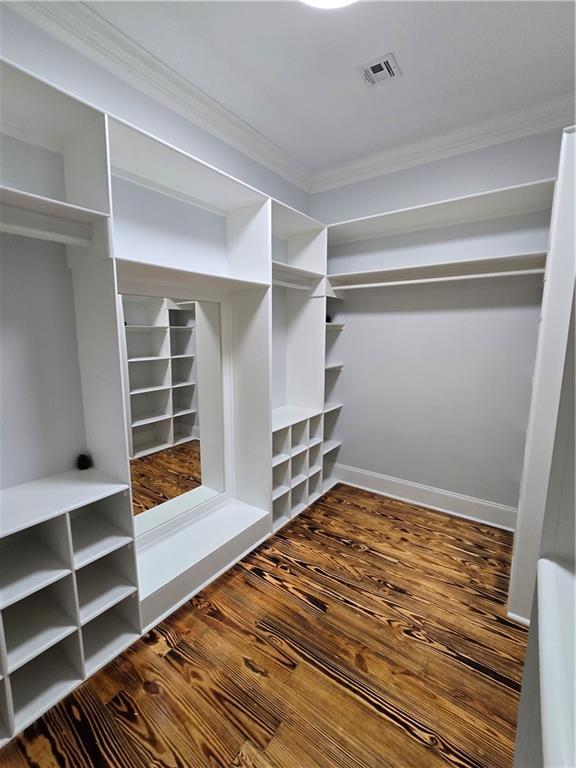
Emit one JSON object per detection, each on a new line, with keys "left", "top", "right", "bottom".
{"left": 0, "top": 237, "right": 86, "bottom": 488}
{"left": 329, "top": 275, "right": 542, "bottom": 508}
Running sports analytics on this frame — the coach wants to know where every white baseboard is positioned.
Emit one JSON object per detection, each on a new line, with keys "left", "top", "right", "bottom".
{"left": 507, "top": 610, "right": 530, "bottom": 627}
{"left": 334, "top": 463, "right": 517, "bottom": 531}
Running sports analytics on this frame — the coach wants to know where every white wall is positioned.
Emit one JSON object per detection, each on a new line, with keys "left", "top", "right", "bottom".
{"left": 330, "top": 275, "right": 542, "bottom": 513}
{"left": 0, "top": 237, "right": 87, "bottom": 488}
{"left": 311, "top": 129, "right": 564, "bottom": 224}
{"left": 0, "top": 6, "right": 308, "bottom": 213}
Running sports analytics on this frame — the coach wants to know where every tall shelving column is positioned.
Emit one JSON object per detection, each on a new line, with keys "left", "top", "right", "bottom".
{"left": 323, "top": 310, "right": 344, "bottom": 492}
{"left": 168, "top": 301, "right": 199, "bottom": 445}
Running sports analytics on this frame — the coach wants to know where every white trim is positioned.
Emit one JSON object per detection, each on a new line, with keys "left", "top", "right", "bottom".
{"left": 9, "top": 2, "right": 313, "bottom": 192}
{"left": 334, "top": 463, "right": 517, "bottom": 531}
{"left": 311, "top": 99, "right": 574, "bottom": 192}
{"left": 507, "top": 610, "right": 530, "bottom": 627}
{"left": 9, "top": 2, "right": 574, "bottom": 195}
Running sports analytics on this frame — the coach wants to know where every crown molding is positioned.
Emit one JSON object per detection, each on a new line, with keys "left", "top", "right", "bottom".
{"left": 9, "top": 2, "right": 314, "bottom": 192}
{"left": 9, "top": 2, "right": 575, "bottom": 197}
{"left": 310, "top": 97, "right": 574, "bottom": 193}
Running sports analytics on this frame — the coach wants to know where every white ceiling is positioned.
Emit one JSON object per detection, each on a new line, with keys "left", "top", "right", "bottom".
{"left": 13, "top": 1, "right": 576, "bottom": 191}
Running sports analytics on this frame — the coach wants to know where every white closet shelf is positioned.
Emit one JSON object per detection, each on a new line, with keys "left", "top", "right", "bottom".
{"left": 273, "top": 515, "right": 291, "bottom": 533}
{"left": 537, "top": 558, "right": 575, "bottom": 768}
{"left": 78, "top": 568, "right": 137, "bottom": 626}
{"left": 131, "top": 413, "right": 171, "bottom": 428}
{"left": 308, "top": 464, "right": 322, "bottom": 477}
{"left": 324, "top": 402, "right": 343, "bottom": 414}
{"left": 171, "top": 354, "right": 195, "bottom": 360}
{"left": 309, "top": 491, "right": 322, "bottom": 505}
{"left": 323, "top": 477, "right": 338, "bottom": 493}
{"left": 272, "top": 261, "right": 323, "bottom": 289}
{"left": 327, "top": 179, "right": 555, "bottom": 244}
{"left": 0, "top": 546, "right": 70, "bottom": 611}
{"left": 271, "top": 199, "right": 324, "bottom": 239}
{"left": 273, "top": 485, "right": 290, "bottom": 501}
{"left": 172, "top": 381, "right": 196, "bottom": 389}
{"left": 323, "top": 440, "right": 342, "bottom": 455}
{"left": 309, "top": 437, "right": 323, "bottom": 449}
{"left": 71, "top": 518, "right": 132, "bottom": 570}
{"left": 272, "top": 453, "right": 290, "bottom": 467}
{"left": 11, "top": 644, "right": 81, "bottom": 733}
{"left": 0, "top": 469, "right": 128, "bottom": 539}
{"left": 173, "top": 408, "right": 197, "bottom": 418}
{"left": 83, "top": 610, "right": 138, "bottom": 677}
{"left": 125, "top": 325, "right": 168, "bottom": 331}
{"left": 328, "top": 252, "right": 547, "bottom": 290}
{"left": 272, "top": 406, "right": 322, "bottom": 432}
{"left": 4, "top": 593, "right": 77, "bottom": 674}
{"left": 326, "top": 323, "right": 345, "bottom": 331}
{"left": 291, "top": 444, "right": 308, "bottom": 458}
{"left": 170, "top": 326, "right": 194, "bottom": 331}
{"left": 291, "top": 474, "right": 307, "bottom": 489}
{"left": 130, "top": 384, "right": 171, "bottom": 395}
{"left": 133, "top": 441, "right": 172, "bottom": 458}
{"left": 291, "top": 503, "right": 307, "bottom": 518}
{"left": 128, "top": 355, "right": 170, "bottom": 363}
{"left": 173, "top": 433, "right": 196, "bottom": 446}
{"left": 325, "top": 363, "right": 344, "bottom": 372}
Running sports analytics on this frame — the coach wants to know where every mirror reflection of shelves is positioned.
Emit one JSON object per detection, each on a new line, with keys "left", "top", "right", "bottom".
{"left": 122, "top": 297, "right": 199, "bottom": 458}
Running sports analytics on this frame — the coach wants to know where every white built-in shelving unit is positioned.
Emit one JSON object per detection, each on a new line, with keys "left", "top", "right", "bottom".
{"left": 121, "top": 296, "right": 199, "bottom": 458}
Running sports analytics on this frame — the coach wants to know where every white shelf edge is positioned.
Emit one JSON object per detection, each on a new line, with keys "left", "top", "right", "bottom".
{"left": 323, "top": 441, "right": 342, "bottom": 455}
{"left": 291, "top": 474, "right": 307, "bottom": 489}
{"left": 272, "top": 453, "right": 290, "bottom": 467}
{"left": 131, "top": 413, "right": 172, "bottom": 428}
{"left": 272, "top": 485, "right": 290, "bottom": 501}
{"left": 130, "top": 384, "right": 171, "bottom": 395}
{"left": 132, "top": 441, "right": 172, "bottom": 459}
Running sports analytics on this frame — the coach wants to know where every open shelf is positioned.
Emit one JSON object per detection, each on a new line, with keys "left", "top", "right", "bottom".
{"left": 132, "top": 419, "right": 173, "bottom": 458}
{"left": 308, "top": 472, "right": 323, "bottom": 504}
{"left": 325, "top": 363, "right": 344, "bottom": 373}
{"left": 0, "top": 519, "right": 71, "bottom": 610}
{"left": 323, "top": 440, "right": 342, "bottom": 455}
{"left": 0, "top": 469, "right": 128, "bottom": 539}
{"left": 328, "top": 251, "right": 547, "bottom": 290}
{"left": 70, "top": 501, "right": 132, "bottom": 570}
{"left": 272, "top": 406, "right": 321, "bottom": 432}
{"left": 326, "top": 322, "right": 345, "bottom": 331}
{"left": 324, "top": 402, "right": 343, "bottom": 414}
{"left": 82, "top": 600, "right": 139, "bottom": 677}
{"left": 327, "top": 179, "right": 555, "bottom": 244}
{"left": 3, "top": 578, "right": 77, "bottom": 673}
{"left": 291, "top": 482, "right": 308, "bottom": 518}
{"left": 10, "top": 635, "right": 82, "bottom": 733}
{"left": 272, "top": 485, "right": 290, "bottom": 502}
{"left": 272, "top": 261, "right": 323, "bottom": 290}
{"left": 76, "top": 550, "right": 137, "bottom": 625}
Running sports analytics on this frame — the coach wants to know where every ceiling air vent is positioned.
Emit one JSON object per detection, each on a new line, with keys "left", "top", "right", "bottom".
{"left": 358, "top": 53, "right": 401, "bottom": 88}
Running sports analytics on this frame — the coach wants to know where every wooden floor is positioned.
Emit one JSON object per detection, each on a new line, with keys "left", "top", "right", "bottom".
{"left": 0, "top": 485, "right": 527, "bottom": 768}
{"left": 130, "top": 439, "right": 202, "bottom": 515}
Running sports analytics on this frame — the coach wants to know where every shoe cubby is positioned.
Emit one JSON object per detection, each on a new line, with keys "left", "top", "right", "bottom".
{"left": 0, "top": 516, "right": 72, "bottom": 611}
{"left": 125, "top": 327, "right": 169, "bottom": 361}
{"left": 170, "top": 327, "right": 195, "bottom": 357}
{"left": 130, "top": 388, "right": 172, "bottom": 427}
{"left": 69, "top": 492, "right": 133, "bottom": 570}
{"left": 308, "top": 443, "right": 323, "bottom": 477}
{"left": 2, "top": 576, "right": 78, "bottom": 674}
{"left": 169, "top": 307, "right": 195, "bottom": 328}
{"left": 273, "top": 460, "right": 291, "bottom": 501}
{"left": 123, "top": 296, "right": 168, "bottom": 327}
{"left": 172, "top": 355, "right": 195, "bottom": 386}
{"left": 272, "top": 493, "right": 291, "bottom": 533}
{"left": 323, "top": 408, "right": 342, "bottom": 456}
{"left": 291, "top": 420, "right": 309, "bottom": 456}
{"left": 173, "top": 413, "right": 197, "bottom": 445}
{"left": 173, "top": 385, "right": 195, "bottom": 416}
{"left": 82, "top": 595, "right": 140, "bottom": 677}
{"left": 291, "top": 481, "right": 308, "bottom": 518}
{"left": 291, "top": 451, "right": 308, "bottom": 488}
{"left": 76, "top": 546, "right": 138, "bottom": 626}
{"left": 308, "top": 471, "right": 323, "bottom": 504}
{"left": 128, "top": 358, "right": 171, "bottom": 394}
{"left": 273, "top": 427, "right": 291, "bottom": 466}
{"left": 323, "top": 455, "right": 338, "bottom": 493}
{"left": 9, "top": 633, "right": 83, "bottom": 733}
{"left": 132, "top": 419, "right": 173, "bottom": 458}
{"left": 309, "top": 414, "right": 323, "bottom": 447}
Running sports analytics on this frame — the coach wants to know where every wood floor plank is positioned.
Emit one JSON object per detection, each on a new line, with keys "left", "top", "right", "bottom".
{"left": 0, "top": 484, "right": 526, "bottom": 768}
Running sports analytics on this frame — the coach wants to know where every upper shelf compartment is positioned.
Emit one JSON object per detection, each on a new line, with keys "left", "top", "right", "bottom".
{"left": 0, "top": 61, "right": 111, "bottom": 215}
{"left": 272, "top": 200, "right": 326, "bottom": 281}
{"left": 327, "top": 179, "right": 555, "bottom": 245}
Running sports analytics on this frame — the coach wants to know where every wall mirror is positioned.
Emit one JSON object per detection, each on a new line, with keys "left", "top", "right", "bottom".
{"left": 118, "top": 293, "right": 225, "bottom": 535}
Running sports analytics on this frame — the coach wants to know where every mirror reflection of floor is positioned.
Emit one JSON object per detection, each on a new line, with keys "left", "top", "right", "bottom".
{"left": 130, "top": 440, "right": 202, "bottom": 515}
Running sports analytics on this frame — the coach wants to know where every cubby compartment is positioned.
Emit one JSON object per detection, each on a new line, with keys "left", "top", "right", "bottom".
{"left": 273, "top": 461, "right": 291, "bottom": 500}
{"left": 128, "top": 358, "right": 171, "bottom": 394}
{"left": 172, "top": 356, "right": 195, "bottom": 387}
{"left": 173, "top": 413, "right": 197, "bottom": 445}
{"left": 309, "top": 414, "right": 323, "bottom": 447}
{"left": 130, "top": 388, "right": 172, "bottom": 427}
{"left": 123, "top": 296, "right": 167, "bottom": 327}
{"left": 308, "top": 471, "right": 323, "bottom": 505}
{"left": 76, "top": 546, "right": 137, "bottom": 626}
{"left": 170, "top": 327, "right": 195, "bottom": 357}
{"left": 323, "top": 456, "right": 338, "bottom": 493}
{"left": 273, "top": 427, "right": 291, "bottom": 466}
{"left": 82, "top": 595, "right": 140, "bottom": 677}
{"left": 323, "top": 408, "right": 342, "bottom": 455}
{"left": 272, "top": 492, "right": 291, "bottom": 533}
{"left": 125, "top": 327, "right": 169, "bottom": 361}
{"left": 291, "top": 420, "right": 309, "bottom": 456}
{"left": 0, "top": 517, "right": 72, "bottom": 610}
{"left": 2, "top": 576, "right": 78, "bottom": 674}
{"left": 9, "top": 633, "right": 82, "bottom": 733}
{"left": 172, "top": 385, "right": 195, "bottom": 417}
{"left": 271, "top": 201, "right": 326, "bottom": 274}
{"left": 169, "top": 308, "right": 195, "bottom": 328}
{"left": 308, "top": 443, "right": 323, "bottom": 477}
{"left": 69, "top": 493, "right": 132, "bottom": 569}
{"left": 291, "top": 451, "right": 308, "bottom": 488}
{"left": 291, "top": 481, "right": 308, "bottom": 518}
{"left": 132, "top": 419, "right": 173, "bottom": 458}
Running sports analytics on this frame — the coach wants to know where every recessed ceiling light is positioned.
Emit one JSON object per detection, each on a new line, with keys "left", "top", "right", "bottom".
{"left": 302, "top": 0, "right": 358, "bottom": 9}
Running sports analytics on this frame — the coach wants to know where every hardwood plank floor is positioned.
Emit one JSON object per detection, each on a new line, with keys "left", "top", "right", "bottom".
{"left": 130, "top": 439, "right": 202, "bottom": 515}
{"left": 0, "top": 485, "right": 527, "bottom": 768}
